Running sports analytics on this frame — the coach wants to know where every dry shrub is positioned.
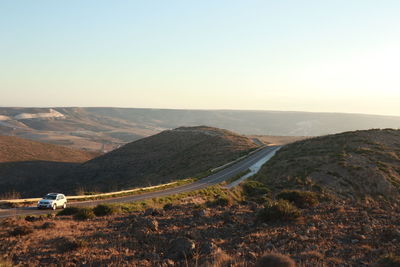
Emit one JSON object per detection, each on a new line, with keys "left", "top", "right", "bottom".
{"left": 57, "top": 207, "right": 81, "bottom": 216}
{"left": 93, "top": 204, "right": 120, "bottom": 216}
{"left": 0, "top": 258, "right": 13, "bottom": 267}
{"left": 276, "top": 190, "right": 319, "bottom": 208}
{"left": 73, "top": 208, "right": 95, "bottom": 221}
{"left": 204, "top": 250, "right": 235, "bottom": 267}
{"left": 375, "top": 254, "right": 400, "bottom": 267}
{"left": 255, "top": 253, "right": 296, "bottom": 267}
{"left": 257, "top": 200, "right": 301, "bottom": 222}
{"left": 9, "top": 225, "right": 34, "bottom": 236}
{"left": 40, "top": 222, "right": 56, "bottom": 229}
{"left": 57, "top": 237, "right": 87, "bottom": 253}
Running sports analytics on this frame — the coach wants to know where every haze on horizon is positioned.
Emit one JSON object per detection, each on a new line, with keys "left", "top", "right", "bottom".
{"left": 1, "top": 1, "right": 399, "bottom": 116}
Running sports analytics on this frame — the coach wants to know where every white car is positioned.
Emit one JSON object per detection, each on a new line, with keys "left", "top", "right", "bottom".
{"left": 37, "top": 193, "right": 67, "bottom": 210}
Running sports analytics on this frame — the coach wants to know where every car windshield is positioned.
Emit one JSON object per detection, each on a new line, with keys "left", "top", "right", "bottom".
{"left": 43, "top": 195, "right": 57, "bottom": 200}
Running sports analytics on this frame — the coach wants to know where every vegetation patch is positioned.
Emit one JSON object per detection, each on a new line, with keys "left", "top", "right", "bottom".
{"left": 57, "top": 207, "right": 81, "bottom": 216}
{"left": 276, "top": 190, "right": 319, "bottom": 208}
{"left": 242, "top": 180, "right": 271, "bottom": 203}
{"left": 93, "top": 204, "right": 120, "bottom": 216}
{"left": 57, "top": 237, "right": 87, "bottom": 253}
{"left": 375, "top": 254, "right": 400, "bottom": 267}
{"left": 206, "top": 196, "right": 232, "bottom": 207}
{"left": 73, "top": 208, "right": 95, "bottom": 221}
{"left": 257, "top": 199, "right": 301, "bottom": 222}
{"left": 9, "top": 225, "right": 34, "bottom": 236}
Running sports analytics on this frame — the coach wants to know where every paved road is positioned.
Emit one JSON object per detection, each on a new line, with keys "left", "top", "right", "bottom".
{"left": 0, "top": 146, "right": 279, "bottom": 218}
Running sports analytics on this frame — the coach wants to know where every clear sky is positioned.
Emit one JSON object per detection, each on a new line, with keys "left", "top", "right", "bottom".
{"left": 1, "top": 1, "right": 400, "bottom": 116}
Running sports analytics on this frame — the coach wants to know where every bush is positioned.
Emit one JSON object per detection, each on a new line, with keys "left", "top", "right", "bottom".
{"left": 40, "top": 222, "right": 56, "bottom": 229}
{"left": 0, "top": 258, "right": 13, "bottom": 267}
{"left": 276, "top": 190, "right": 319, "bottom": 208}
{"left": 257, "top": 199, "right": 301, "bottom": 222}
{"left": 57, "top": 207, "right": 81, "bottom": 216}
{"left": 73, "top": 208, "right": 95, "bottom": 221}
{"left": 57, "top": 237, "right": 87, "bottom": 253}
{"left": 163, "top": 203, "right": 174, "bottom": 211}
{"left": 376, "top": 254, "right": 400, "bottom": 267}
{"left": 242, "top": 181, "right": 270, "bottom": 196}
{"left": 9, "top": 225, "right": 34, "bottom": 236}
{"left": 93, "top": 204, "right": 119, "bottom": 216}
{"left": 255, "top": 253, "right": 296, "bottom": 267}
{"left": 206, "top": 196, "right": 231, "bottom": 207}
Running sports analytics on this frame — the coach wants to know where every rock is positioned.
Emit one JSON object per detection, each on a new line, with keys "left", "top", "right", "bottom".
{"left": 166, "top": 237, "right": 196, "bottom": 260}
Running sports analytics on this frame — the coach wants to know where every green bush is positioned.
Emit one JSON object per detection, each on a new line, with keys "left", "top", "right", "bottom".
{"left": 242, "top": 181, "right": 270, "bottom": 196}
{"left": 276, "top": 190, "right": 319, "bottom": 208}
{"left": 376, "top": 254, "right": 400, "bottom": 267}
{"left": 57, "top": 207, "right": 81, "bottom": 216}
{"left": 93, "top": 204, "right": 119, "bottom": 216}
{"left": 73, "top": 208, "right": 95, "bottom": 221}
{"left": 257, "top": 199, "right": 301, "bottom": 222}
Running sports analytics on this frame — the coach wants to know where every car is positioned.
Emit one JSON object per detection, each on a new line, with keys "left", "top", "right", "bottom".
{"left": 37, "top": 193, "right": 67, "bottom": 210}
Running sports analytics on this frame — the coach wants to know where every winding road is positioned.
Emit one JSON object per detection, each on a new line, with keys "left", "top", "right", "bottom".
{"left": 0, "top": 146, "right": 280, "bottom": 218}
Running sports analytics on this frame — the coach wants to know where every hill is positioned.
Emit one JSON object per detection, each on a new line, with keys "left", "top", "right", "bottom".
{"left": 61, "top": 126, "right": 258, "bottom": 193}
{"left": 0, "top": 136, "right": 97, "bottom": 163}
{"left": 1, "top": 107, "right": 400, "bottom": 151}
{"left": 0, "top": 136, "right": 98, "bottom": 198}
{"left": 255, "top": 129, "right": 400, "bottom": 201}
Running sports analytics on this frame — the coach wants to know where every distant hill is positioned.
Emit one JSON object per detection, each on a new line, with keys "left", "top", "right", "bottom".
{"left": 61, "top": 126, "right": 258, "bottom": 193}
{"left": 0, "top": 136, "right": 98, "bottom": 198}
{"left": 1, "top": 107, "right": 400, "bottom": 151}
{"left": 255, "top": 129, "right": 400, "bottom": 200}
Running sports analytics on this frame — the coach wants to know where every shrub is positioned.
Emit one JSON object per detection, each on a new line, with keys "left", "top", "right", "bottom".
{"left": 40, "top": 222, "right": 56, "bottom": 229}
{"left": 276, "top": 190, "right": 319, "bottom": 208}
{"left": 57, "top": 237, "right": 87, "bottom": 253}
{"left": 93, "top": 204, "right": 119, "bottom": 216}
{"left": 376, "top": 254, "right": 400, "bottom": 267}
{"left": 9, "top": 225, "right": 34, "bottom": 236}
{"left": 257, "top": 199, "right": 301, "bottom": 222}
{"left": 206, "top": 196, "right": 231, "bottom": 207}
{"left": 242, "top": 181, "right": 270, "bottom": 196}
{"left": 0, "top": 258, "right": 13, "bottom": 267}
{"left": 255, "top": 253, "right": 296, "bottom": 267}
{"left": 57, "top": 207, "right": 81, "bottom": 216}
{"left": 163, "top": 203, "right": 174, "bottom": 211}
{"left": 73, "top": 208, "right": 95, "bottom": 221}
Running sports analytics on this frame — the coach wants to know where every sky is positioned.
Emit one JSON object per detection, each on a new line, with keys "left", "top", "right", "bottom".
{"left": 1, "top": 1, "right": 400, "bottom": 116}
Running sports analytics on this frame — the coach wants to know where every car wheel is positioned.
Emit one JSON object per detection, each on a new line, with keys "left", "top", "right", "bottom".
{"left": 52, "top": 204, "right": 57, "bottom": 210}
{"left": 62, "top": 203, "right": 66, "bottom": 209}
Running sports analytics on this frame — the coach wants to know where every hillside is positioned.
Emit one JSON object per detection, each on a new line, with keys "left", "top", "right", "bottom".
{"left": 0, "top": 136, "right": 98, "bottom": 198}
{"left": 1, "top": 107, "right": 400, "bottom": 152}
{"left": 255, "top": 129, "right": 400, "bottom": 200}
{"left": 0, "top": 136, "right": 97, "bottom": 163}
{"left": 62, "top": 126, "right": 258, "bottom": 193}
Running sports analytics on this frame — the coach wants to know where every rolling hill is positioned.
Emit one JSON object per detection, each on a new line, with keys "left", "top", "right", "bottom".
{"left": 0, "top": 136, "right": 98, "bottom": 199}
{"left": 60, "top": 126, "right": 258, "bottom": 193}
{"left": 0, "top": 127, "right": 258, "bottom": 197}
{"left": 255, "top": 129, "right": 400, "bottom": 201}
{"left": 1, "top": 107, "right": 400, "bottom": 151}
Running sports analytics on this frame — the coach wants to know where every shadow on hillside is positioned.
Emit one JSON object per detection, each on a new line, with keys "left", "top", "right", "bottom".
{"left": 0, "top": 161, "right": 81, "bottom": 198}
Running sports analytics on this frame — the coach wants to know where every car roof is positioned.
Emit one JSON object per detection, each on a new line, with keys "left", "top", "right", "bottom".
{"left": 46, "top": 193, "right": 64, "bottom": 195}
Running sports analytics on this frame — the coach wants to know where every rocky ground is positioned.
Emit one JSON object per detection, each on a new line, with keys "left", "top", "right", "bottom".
{"left": 1, "top": 199, "right": 399, "bottom": 266}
